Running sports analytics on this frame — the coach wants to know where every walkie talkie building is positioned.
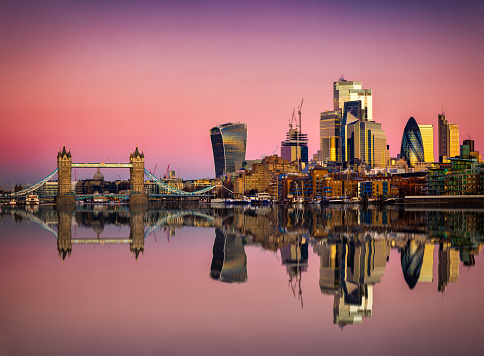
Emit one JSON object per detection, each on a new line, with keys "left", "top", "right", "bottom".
{"left": 210, "top": 122, "right": 247, "bottom": 177}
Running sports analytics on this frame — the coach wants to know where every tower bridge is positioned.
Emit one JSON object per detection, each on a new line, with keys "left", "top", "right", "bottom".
{"left": 4, "top": 146, "right": 216, "bottom": 203}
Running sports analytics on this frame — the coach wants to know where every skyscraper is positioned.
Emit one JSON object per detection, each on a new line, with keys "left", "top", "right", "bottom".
{"left": 346, "top": 120, "right": 388, "bottom": 168}
{"left": 316, "top": 110, "right": 341, "bottom": 162}
{"left": 400, "top": 117, "right": 424, "bottom": 167}
{"left": 210, "top": 122, "right": 247, "bottom": 177}
{"left": 341, "top": 101, "right": 362, "bottom": 163}
{"left": 438, "top": 113, "right": 459, "bottom": 162}
{"left": 333, "top": 76, "right": 372, "bottom": 121}
{"left": 418, "top": 124, "right": 435, "bottom": 162}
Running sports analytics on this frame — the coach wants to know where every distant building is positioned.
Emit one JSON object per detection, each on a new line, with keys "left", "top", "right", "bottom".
{"left": 234, "top": 159, "right": 262, "bottom": 171}
{"left": 281, "top": 128, "right": 308, "bottom": 164}
{"left": 400, "top": 117, "right": 424, "bottom": 167}
{"left": 345, "top": 120, "right": 388, "bottom": 168}
{"left": 438, "top": 113, "right": 459, "bottom": 162}
{"left": 233, "top": 155, "right": 298, "bottom": 197}
{"left": 316, "top": 110, "right": 341, "bottom": 163}
{"left": 341, "top": 101, "right": 362, "bottom": 163}
{"left": 460, "top": 139, "right": 481, "bottom": 162}
{"left": 210, "top": 122, "right": 247, "bottom": 177}
{"left": 419, "top": 124, "right": 435, "bottom": 162}
{"left": 333, "top": 76, "right": 372, "bottom": 121}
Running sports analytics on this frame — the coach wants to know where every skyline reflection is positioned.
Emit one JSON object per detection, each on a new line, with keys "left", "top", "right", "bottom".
{"left": 2, "top": 205, "right": 482, "bottom": 323}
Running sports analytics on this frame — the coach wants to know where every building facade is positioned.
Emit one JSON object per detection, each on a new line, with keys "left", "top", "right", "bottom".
{"left": 333, "top": 77, "right": 373, "bottom": 121}
{"left": 281, "top": 128, "right": 308, "bottom": 164}
{"left": 418, "top": 124, "right": 434, "bottom": 162}
{"left": 346, "top": 120, "right": 389, "bottom": 168}
{"left": 438, "top": 113, "right": 459, "bottom": 162}
{"left": 210, "top": 122, "right": 247, "bottom": 177}
{"left": 400, "top": 117, "right": 424, "bottom": 167}
{"left": 316, "top": 110, "right": 341, "bottom": 163}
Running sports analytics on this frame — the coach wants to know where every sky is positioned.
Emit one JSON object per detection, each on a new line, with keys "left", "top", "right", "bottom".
{"left": 1, "top": 0, "right": 484, "bottom": 185}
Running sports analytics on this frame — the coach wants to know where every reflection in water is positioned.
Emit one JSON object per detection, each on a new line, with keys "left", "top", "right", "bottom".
{"left": 316, "top": 237, "right": 389, "bottom": 325}
{"left": 210, "top": 227, "right": 247, "bottom": 283}
{"left": 401, "top": 240, "right": 426, "bottom": 289}
{"left": 281, "top": 236, "right": 308, "bottom": 308}
{"left": 2, "top": 204, "right": 483, "bottom": 326}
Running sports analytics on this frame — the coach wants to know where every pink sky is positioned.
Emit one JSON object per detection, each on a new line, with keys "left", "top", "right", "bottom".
{"left": 1, "top": 1, "right": 484, "bottom": 184}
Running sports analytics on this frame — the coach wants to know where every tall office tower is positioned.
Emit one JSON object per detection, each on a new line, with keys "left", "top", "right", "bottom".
{"left": 317, "top": 110, "right": 341, "bottom": 162}
{"left": 448, "top": 124, "right": 459, "bottom": 158}
{"left": 345, "top": 120, "right": 388, "bottom": 168}
{"left": 400, "top": 117, "right": 424, "bottom": 167}
{"left": 333, "top": 76, "right": 373, "bottom": 121}
{"left": 341, "top": 101, "right": 362, "bottom": 162}
{"left": 419, "top": 124, "right": 435, "bottom": 162}
{"left": 210, "top": 228, "right": 247, "bottom": 283}
{"left": 281, "top": 127, "right": 308, "bottom": 164}
{"left": 438, "top": 242, "right": 459, "bottom": 292}
{"left": 210, "top": 122, "right": 247, "bottom": 177}
{"left": 438, "top": 113, "right": 460, "bottom": 162}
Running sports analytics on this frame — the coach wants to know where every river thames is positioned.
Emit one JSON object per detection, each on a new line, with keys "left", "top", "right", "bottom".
{"left": 0, "top": 204, "right": 482, "bottom": 356}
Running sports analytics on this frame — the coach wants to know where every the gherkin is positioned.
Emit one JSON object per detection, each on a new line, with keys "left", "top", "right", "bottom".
{"left": 400, "top": 117, "right": 424, "bottom": 166}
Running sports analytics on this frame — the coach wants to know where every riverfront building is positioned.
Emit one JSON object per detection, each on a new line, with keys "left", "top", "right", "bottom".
{"left": 233, "top": 155, "right": 298, "bottom": 197}
{"left": 210, "top": 122, "right": 247, "bottom": 177}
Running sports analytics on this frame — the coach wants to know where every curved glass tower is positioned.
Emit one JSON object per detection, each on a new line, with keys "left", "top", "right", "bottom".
{"left": 210, "top": 122, "right": 247, "bottom": 177}
{"left": 400, "top": 117, "right": 424, "bottom": 166}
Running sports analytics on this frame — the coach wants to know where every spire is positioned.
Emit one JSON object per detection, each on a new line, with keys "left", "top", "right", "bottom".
{"left": 57, "top": 145, "right": 71, "bottom": 159}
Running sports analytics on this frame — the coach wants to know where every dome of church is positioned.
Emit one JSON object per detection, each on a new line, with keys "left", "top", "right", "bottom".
{"left": 93, "top": 168, "right": 104, "bottom": 181}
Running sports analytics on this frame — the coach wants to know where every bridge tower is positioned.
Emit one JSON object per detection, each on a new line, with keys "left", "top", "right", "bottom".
{"left": 129, "top": 146, "right": 148, "bottom": 204}
{"left": 55, "top": 146, "right": 75, "bottom": 205}
{"left": 57, "top": 209, "right": 73, "bottom": 260}
{"left": 129, "top": 206, "right": 146, "bottom": 259}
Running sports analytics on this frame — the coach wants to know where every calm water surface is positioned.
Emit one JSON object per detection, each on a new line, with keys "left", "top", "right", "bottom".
{"left": 0, "top": 204, "right": 483, "bottom": 356}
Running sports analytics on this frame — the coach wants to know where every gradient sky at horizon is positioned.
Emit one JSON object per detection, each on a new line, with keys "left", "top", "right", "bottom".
{"left": 1, "top": 0, "right": 484, "bottom": 184}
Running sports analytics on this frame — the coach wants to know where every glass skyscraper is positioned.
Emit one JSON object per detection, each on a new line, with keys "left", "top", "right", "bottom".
{"left": 317, "top": 110, "right": 341, "bottom": 162}
{"left": 418, "top": 124, "right": 435, "bottom": 162}
{"left": 400, "top": 117, "right": 424, "bottom": 167}
{"left": 346, "top": 120, "right": 388, "bottom": 168}
{"left": 210, "top": 122, "right": 247, "bottom": 177}
{"left": 333, "top": 77, "right": 373, "bottom": 121}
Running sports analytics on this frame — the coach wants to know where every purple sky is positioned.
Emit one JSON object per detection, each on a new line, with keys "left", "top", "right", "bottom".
{"left": 1, "top": 0, "right": 484, "bottom": 183}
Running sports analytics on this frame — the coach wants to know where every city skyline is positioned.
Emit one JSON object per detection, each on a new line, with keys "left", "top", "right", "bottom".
{"left": 1, "top": 1, "right": 484, "bottom": 184}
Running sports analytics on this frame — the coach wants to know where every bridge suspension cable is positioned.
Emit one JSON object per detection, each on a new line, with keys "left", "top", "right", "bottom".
{"left": 10, "top": 169, "right": 58, "bottom": 197}
{"left": 144, "top": 169, "right": 216, "bottom": 196}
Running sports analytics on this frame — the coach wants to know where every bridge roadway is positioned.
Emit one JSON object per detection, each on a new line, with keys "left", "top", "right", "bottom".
{"left": 71, "top": 163, "right": 133, "bottom": 168}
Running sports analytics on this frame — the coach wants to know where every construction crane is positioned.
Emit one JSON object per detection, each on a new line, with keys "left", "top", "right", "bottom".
{"left": 289, "top": 108, "right": 296, "bottom": 129}
{"left": 296, "top": 98, "right": 304, "bottom": 171}
{"left": 271, "top": 145, "right": 279, "bottom": 155}
{"left": 297, "top": 98, "right": 304, "bottom": 133}
{"left": 150, "top": 163, "right": 158, "bottom": 175}
{"left": 164, "top": 164, "right": 171, "bottom": 179}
